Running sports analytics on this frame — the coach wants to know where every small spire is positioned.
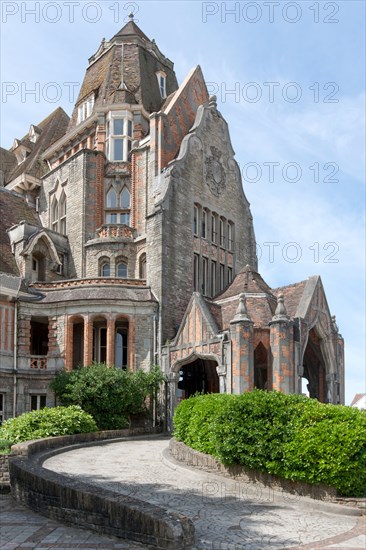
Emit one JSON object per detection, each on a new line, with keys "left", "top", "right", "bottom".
{"left": 231, "top": 293, "right": 251, "bottom": 323}
{"left": 272, "top": 294, "right": 289, "bottom": 321}
{"left": 208, "top": 95, "right": 217, "bottom": 109}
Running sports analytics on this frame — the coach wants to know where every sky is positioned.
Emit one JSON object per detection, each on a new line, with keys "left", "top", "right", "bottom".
{"left": 0, "top": 0, "right": 365, "bottom": 404}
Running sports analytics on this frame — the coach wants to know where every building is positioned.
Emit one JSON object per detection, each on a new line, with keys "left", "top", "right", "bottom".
{"left": 0, "top": 18, "right": 344, "bottom": 423}
{"left": 350, "top": 394, "right": 366, "bottom": 410}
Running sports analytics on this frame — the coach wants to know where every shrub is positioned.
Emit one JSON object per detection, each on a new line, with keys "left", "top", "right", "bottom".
{"left": 0, "top": 405, "right": 97, "bottom": 444}
{"left": 173, "top": 390, "right": 366, "bottom": 497}
{"left": 0, "top": 438, "right": 12, "bottom": 454}
{"left": 50, "top": 364, "right": 165, "bottom": 430}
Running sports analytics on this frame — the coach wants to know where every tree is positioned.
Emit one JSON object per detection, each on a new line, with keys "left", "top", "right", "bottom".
{"left": 50, "top": 364, "right": 165, "bottom": 430}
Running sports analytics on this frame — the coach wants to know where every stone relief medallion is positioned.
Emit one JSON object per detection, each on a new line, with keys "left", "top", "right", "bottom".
{"left": 205, "top": 146, "right": 226, "bottom": 196}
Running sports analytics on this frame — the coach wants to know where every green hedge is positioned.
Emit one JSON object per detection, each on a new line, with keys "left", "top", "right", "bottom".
{"left": 0, "top": 405, "right": 97, "bottom": 445}
{"left": 50, "top": 364, "right": 164, "bottom": 430}
{"left": 173, "top": 390, "right": 366, "bottom": 497}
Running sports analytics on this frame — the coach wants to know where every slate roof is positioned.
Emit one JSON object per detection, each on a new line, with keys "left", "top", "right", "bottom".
{"left": 273, "top": 280, "right": 308, "bottom": 318}
{"left": 34, "top": 285, "right": 156, "bottom": 304}
{"left": 4, "top": 107, "right": 70, "bottom": 184}
{"left": 0, "top": 188, "right": 41, "bottom": 276}
{"left": 67, "top": 20, "right": 179, "bottom": 134}
{"left": 0, "top": 148, "right": 17, "bottom": 185}
{"left": 216, "top": 265, "right": 275, "bottom": 301}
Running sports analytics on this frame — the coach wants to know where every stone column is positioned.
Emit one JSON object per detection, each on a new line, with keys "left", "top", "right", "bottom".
{"left": 106, "top": 317, "right": 115, "bottom": 367}
{"left": 18, "top": 314, "right": 31, "bottom": 356}
{"left": 229, "top": 293, "right": 254, "bottom": 394}
{"left": 270, "top": 295, "right": 294, "bottom": 394}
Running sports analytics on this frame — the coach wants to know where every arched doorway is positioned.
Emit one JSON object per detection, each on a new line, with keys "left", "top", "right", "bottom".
{"left": 302, "top": 328, "right": 327, "bottom": 402}
{"left": 254, "top": 342, "right": 268, "bottom": 390}
{"left": 177, "top": 357, "right": 219, "bottom": 399}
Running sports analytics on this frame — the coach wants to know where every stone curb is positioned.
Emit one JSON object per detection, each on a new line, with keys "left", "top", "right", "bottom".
{"left": 167, "top": 439, "right": 362, "bottom": 518}
{"left": 9, "top": 432, "right": 195, "bottom": 549}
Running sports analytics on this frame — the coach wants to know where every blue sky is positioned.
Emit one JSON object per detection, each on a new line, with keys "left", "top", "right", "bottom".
{"left": 1, "top": 1, "right": 365, "bottom": 404}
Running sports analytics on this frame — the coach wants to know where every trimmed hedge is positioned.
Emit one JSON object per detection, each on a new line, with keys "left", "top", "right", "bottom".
{"left": 0, "top": 405, "right": 97, "bottom": 444}
{"left": 173, "top": 390, "right": 366, "bottom": 497}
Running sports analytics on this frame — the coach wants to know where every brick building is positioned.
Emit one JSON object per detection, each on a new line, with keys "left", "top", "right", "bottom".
{"left": 0, "top": 18, "right": 344, "bottom": 422}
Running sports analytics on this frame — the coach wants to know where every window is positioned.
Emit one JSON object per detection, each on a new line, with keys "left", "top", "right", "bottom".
{"left": 220, "top": 218, "right": 226, "bottom": 248}
{"left": 139, "top": 253, "right": 147, "bottom": 279}
{"left": 59, "top": 192, "right": 67, "bottom": 235}
{"left": 202, "top": 257, "right": 208, "bottom": 295}
{"left": 56, "top": 254, "right": 64, "bottom": 275}
{"left": 193, "top": 205, "right": 199, "bottom": 235}
{"left": 115, "top": 328, "right": 128, "bottom": 369}
{"left": 193, "top": 254, "right": 199, "bottom": 291}
{"left": 93, "top": 327, "right": 107, "bottom": 363}
{"left": 31, "top": 254, "right": 45, "bottom": 282}
{"left": 0, "top": 394, "right": 4, "bottom": 424}
{"left": 201, "top": 210, "right": 207, "bottom": 239}
{"left": 31, "top": 395, "right": 46, "bottom": 411}
{"left": 106, "top": 112, "right": 133, "bottom": 162}
{"left": 77, "top": 94, "right": 94, "bottom": 124}
{"left": 105, "top": 186, "right": 131, "bottom": 226}
{"left": 220, "top": 263, "right": 225, "bottom": 291}
{"left": 117, "top": 261, "right": 127, "bottom": 278}
{"left": 156, "top": 71, "right": 167, "bottom": 99}
{"left": 228, "top": 266, "right": 233, "bottom": 285}
{"left": 211, "top": 260, "right": 217, "bottom": 296}
{"left": 211, "top": 214, "right": 217, "bottom": 244}
{"left": 51, "top": 197, "right": 58, "bottom": 231}
{"left": 228, "top": 223, "right": 234, "bottom": 251}
{"left": 100, "top": 261, "right": 110, "bottom": 277}
{"left": 50, "top": 193, "right": 67, "bottom": 235}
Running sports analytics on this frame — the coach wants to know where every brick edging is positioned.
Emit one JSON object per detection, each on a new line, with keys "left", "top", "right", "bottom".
{"left": 8, "top": 431, "right": 195, "bottom": 549}
{"left": 169, "top": 438, "right": 337, "bottom": 501}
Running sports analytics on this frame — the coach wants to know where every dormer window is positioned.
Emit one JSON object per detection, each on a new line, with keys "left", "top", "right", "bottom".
{"left": 156, "top": 71, "right": 167, "bottom": 99}
{"left": 29, "top": 125, "right": 41, "bottom": 143}
{"left": 77, "top": 94, "right": 94, "bottom": 124}
{"left": 106, "top": 111, "right": 133, "bottom": 162}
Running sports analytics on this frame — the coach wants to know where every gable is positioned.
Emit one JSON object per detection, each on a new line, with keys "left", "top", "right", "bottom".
{"left": 173, "top": 293, "right": 219, "bottom": 348}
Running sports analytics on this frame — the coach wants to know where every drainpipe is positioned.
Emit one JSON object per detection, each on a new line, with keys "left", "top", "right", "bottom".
{"left": 13, "top": 299, "right": 18, "bottom": 418}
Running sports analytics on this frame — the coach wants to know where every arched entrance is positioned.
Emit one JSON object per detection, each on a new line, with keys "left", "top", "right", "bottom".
{"left": 301, "top": 328, "right": 327, "bottom": 402}
{"left": 254, "top": 342, "right": 268, "bottom": 390}
{"left": 177, "top": 357, "right": 219, "bottom": 399}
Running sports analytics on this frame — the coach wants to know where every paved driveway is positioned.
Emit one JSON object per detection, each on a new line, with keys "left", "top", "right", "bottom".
{"left": 43, "top": 436, "right": 365, "bottom": 550}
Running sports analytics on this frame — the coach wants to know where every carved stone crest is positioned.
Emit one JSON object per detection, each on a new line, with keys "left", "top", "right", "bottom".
{"left": 205, "top": 146, "right": 226, "bottom": 196}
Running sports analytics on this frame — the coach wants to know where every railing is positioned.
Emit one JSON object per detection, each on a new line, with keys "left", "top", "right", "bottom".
{"left": 97, "top": 224, "right": 134, "bottom": 239}
{"left": 30, "top": 356, "right": 47, "bottom": 369}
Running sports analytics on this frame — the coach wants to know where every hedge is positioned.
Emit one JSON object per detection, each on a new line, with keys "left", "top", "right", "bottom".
{"left": 0, "top": 405, "right": 97, "bottom": 444}
{"left": 173, "top": 390, "right": 366, "bottom": 497}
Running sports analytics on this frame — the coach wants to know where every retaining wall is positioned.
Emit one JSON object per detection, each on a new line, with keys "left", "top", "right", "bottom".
{"left": 8, "top": 431, "right": 195, "bottom": 549}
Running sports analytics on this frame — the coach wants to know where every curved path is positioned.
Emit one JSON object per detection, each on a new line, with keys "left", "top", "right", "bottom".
{"left": 44, "top": 436, "right": 365, "bottom": 550}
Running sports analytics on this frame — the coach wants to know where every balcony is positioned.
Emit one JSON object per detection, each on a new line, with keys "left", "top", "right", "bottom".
{"left": 30, "top": 356, "right": 47, "bottom": 369}
{"left": 96, "top": 224, "right": 134, "bottom": 239}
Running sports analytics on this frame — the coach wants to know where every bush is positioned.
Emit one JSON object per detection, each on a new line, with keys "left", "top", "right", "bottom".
{"left": 0, "top": 438, "right": 12, "bottom": 454}
{"left": 50, "top": 364, "right": 165, "bottom": 430}
{"left": 0, "top": 405, "right": 97, "bottom": 444}
{"left": 173, "top": 390, "right": 366, "bottom": 497}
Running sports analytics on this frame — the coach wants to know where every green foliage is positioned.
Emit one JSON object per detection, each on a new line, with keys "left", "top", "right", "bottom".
{"left": 173, "top": 390, "right": 366, "bottom": 497}
{"left": 0, "top": 438, "right": 12, "bottom": 454}
{"left": 50, "top": 363, "right": 165, "bottom": 430}
{"left": 0, "top": 406, "right": 97, "bottom": 444}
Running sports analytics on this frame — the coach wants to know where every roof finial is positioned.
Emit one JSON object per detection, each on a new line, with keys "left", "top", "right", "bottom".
{"left": 272, "top": 294, "right": 289, "bottom": 321}
{"left": 231, "top": 293, "right": 251, "bottom": 323}
{"left": 128, "top": 12, "right": 134, "bottom": 21}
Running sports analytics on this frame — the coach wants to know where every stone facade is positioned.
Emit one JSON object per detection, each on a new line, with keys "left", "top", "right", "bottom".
{"left": 0, "top": 17, "right": 344, "bottom": 422}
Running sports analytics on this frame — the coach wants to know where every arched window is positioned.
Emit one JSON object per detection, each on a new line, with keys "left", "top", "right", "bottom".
{"left": 117, "top": 261, "right": 127, "bottom": 278}
{"left": 59, "top": 192, "right": 67, "bottom": 235}
{"left": 120, "top": 187, "right": 130, "bottom": 208}
{"left": 139, "top": 253, "right": 146, "bottom": 279}
{"left": 100, "top": 261, "right": 110, "bottom": 277}
{"left": 106, "top": 188, "right": 117, "bottom": 208}
{"left": 51, "top": 197, "right": 58, "bottom": 232}
{"left": 105, "top": 185, "right": 131, "bottom": 226}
